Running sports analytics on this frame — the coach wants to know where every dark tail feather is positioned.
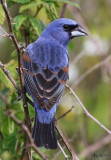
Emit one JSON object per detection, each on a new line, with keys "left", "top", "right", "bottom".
{"left": 32, "top": 115, "right": 57, "bottom": 149}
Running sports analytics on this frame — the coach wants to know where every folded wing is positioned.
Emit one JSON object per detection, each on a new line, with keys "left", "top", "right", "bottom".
{"left": 22, "top": 51, "right": 69, "bottom": 111}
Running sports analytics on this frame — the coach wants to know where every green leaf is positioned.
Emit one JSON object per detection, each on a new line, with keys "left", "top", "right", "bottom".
{"left": 7, "top": 1, "right": 16, "bottom": 8}
{"left": 44, "top": 3, "right": 58, "bottom": 21}
{"left": 0, "top": 151, "right": 11, "bottom": 160}
{"left": 0, "top": 132, "right": 17, "bottom": 154}
{"left": 44, "top": 0, "right": 80, "bottom": 9}
{"left": 29, "top": 16, "right": 43, "bottom": 35}
{"left": 19, "top": 0, "right": 41, "bottom": 13}
{"left": 13, "top": 14, "right": 27, "bottom": 30}
{"left": 0, "top": 4, "right": 5, "bottom": 25}
{"left": 7, "top": 133, "right": 17, "bottom": 153}
{"left": 11, "top": 0, "right": 31, "bottom": 4}
{"left": 0, "top": 70, "right": 8, "bottom": 86}
{"left": 68, "top": 41, "right": 74, "bottom": 53}
{"left": 13, "top": 14, "right": 27, "bottom": 39}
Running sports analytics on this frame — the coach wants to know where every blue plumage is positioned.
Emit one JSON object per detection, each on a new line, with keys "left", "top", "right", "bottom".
{"left": 22, "top": 18, "right": 87, "bottom": 149}
{"left": 33, "top": 100, "right": 57, "bottom": 124}
{"left": 26, "top": 41, "right": 68, "bottom": 71}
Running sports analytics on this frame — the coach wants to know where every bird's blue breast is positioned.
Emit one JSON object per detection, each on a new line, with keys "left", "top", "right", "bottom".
{"left": 26, "top": 37, "right": 69, "bottom": 72}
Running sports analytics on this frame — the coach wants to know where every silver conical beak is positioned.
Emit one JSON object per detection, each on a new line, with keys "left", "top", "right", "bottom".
{"left": 71, "top": 25, "right": 88, "bottom": 37}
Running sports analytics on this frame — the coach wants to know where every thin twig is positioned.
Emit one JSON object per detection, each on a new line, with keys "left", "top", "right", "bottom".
{"left": 0, "top": 26, "right": 8, "bottom": 34}
{"left": 79, "top": 134, "right": 111, "bottom": 159}
{"left": 58, "top": 141, "right": 69, "bottom": 160}
{"left": 52, "top": 145, "right": 66, "bottom": 160}
{"left": 70, "top": 51, "right": 85, "bottom": 66}
{"left": 0, "top": 61, "right": 34, "bottom": 107}
{"left": 56, "top": 106, "right": 75, "bottom": 120}
{"left": 0, "top": 33, "right": 7, "bottom": 38}
{"left": 34, "top": 4, "right": 43, "bottom": 17}
{"left": 0, "top": 26, "right": 12, "bottom": 39}
{"left": 0, "top": 92, "right": 10, "bottom": 109}
{"left": 11, "top": 49, "right": 17, "bottom": 55}
{"left": 72, "top": 54, "right": 111, "bottom": 88}
{"left": 0, "top": 61, "right": 21, "bottom": 91}
{"left": 52, "top": 134, "right": 78, "bottom": 160}
{"left": 0, "top": 1, "right": 20, "bottom": 48}
{"left": 60, "top": 3, "right": 68, "bottom": 18}
{"left": 66, "top": 84, "right": 111, "bottom": 134}
{"left": 55, "top": 122, "right": 79, "bottom": 160}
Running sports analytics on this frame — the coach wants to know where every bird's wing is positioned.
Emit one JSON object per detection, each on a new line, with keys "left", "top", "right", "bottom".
{"left": 22, "top": 49, "right": 69, "bottom": 111}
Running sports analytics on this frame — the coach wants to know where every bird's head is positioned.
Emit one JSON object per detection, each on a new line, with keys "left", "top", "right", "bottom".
{"left": 41, "top": 18, "right": 87, "bottom": 47}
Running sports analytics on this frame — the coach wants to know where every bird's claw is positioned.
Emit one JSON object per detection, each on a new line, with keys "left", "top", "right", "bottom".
{"left": 17, "top": 91, "right": 22, "bottom": 101}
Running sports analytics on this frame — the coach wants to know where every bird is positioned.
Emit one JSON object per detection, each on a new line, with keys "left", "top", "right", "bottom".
{"left": 22, "top": 18, "right": 87, "bottom": 150}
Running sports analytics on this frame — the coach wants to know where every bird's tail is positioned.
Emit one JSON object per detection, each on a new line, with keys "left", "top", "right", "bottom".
{"left": 32, "top": 114, "right": 57, "bottom": 149}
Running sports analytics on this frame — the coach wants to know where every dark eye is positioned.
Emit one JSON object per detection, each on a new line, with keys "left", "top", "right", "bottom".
{"left": 63, "top": 24, "right": 70, "bottom": 30}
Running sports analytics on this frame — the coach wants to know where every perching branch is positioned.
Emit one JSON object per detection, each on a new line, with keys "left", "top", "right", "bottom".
{"left": 55, "top": 122, "right": 79, "bottom": 160}
{"left": 1, "top": 0, "right": 31, "bottom": 158}
{"left": 66, "top": 84, "right": 111, "bottom": 135}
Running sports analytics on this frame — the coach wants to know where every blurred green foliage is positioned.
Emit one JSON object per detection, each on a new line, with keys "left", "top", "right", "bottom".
{"left": 0, "top": 0, "right": 111, "bottom": 160}
{"left": 0, "top": 4, "right": 5, "bottom": 25}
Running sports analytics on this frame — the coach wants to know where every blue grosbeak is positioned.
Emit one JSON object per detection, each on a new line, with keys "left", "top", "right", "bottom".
{"left": 22, "top": 18, "right": 87, "bottom": 149}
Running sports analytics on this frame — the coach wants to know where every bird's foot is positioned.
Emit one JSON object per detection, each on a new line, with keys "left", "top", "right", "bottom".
{"left": 17, "top": 91, "right": 22, "bottom": 101}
